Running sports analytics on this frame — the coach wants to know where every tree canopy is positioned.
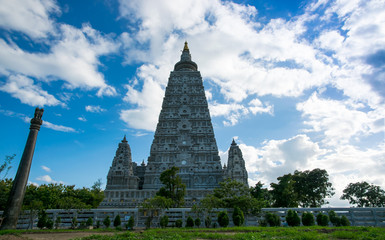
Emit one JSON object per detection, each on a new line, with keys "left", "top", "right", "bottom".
{"left": 341, "top": 181, "right": 385, "bottom": 207}
{"left": 0, "top": 179, "right": 104, "bottom": 211}
{"left": 270, "top": 169, "right": 334, "bottom": 207}
{"left": 156, "top": 166, "right": 186, "bottom": 207}
{"left": 201, "top": 179, "right": 263, "bottom": 213}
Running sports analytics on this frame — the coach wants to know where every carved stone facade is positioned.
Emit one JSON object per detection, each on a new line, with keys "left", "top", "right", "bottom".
{"left": 224, "top": 139, "right": 249, "bottom": 186}
{"left": 105, "top": 136, "right": 139, "bottom": 191}
{"left": 99, "top": 43, "right": 248, "bottom": 208}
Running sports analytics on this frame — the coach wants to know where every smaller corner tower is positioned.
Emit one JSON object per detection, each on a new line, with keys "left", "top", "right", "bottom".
{"left": 225, "top": 139, "right": 249, "bottom": 187}
{"left": 105, "top": 136, "right": 138, "bottom": 190}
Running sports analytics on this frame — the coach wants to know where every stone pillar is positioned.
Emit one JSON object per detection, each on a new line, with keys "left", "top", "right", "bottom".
{"left": 1, "top": 108, "right": 44, "bottom": 230}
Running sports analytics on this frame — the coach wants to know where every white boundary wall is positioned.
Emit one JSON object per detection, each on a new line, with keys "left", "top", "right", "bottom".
{"left": 2, "top": 207, "right": 384, "bottom": 229}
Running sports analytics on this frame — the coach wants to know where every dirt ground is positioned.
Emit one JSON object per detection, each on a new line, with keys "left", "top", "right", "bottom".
{"left": 0, "top": 231, "right": 115, "bottom": 240}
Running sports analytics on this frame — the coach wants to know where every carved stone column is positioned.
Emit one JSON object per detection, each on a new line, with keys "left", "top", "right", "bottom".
{"left": 1, "top": 108, "right": 44, "bottom": 229}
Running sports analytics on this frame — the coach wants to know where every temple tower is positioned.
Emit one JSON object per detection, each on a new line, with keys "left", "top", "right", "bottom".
{"left": 105, "top": 136, "right": 138, "bottom": 191}
{"left": 225, "top": 139, "right": 249, "bottom": 186}
{"left": 142, "top": 42, "right": 223, "bottom": 190}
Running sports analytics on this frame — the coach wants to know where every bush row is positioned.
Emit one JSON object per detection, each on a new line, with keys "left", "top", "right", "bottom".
{"left": 261, "top": 210, "right": 350, "bottom": 227}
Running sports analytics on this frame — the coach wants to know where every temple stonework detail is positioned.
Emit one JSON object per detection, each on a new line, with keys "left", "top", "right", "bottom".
{"left": 99, "top": 43, "right": 248, "bottom": 208}
{"left": 224, "top": 139, "right": 249, "bottom": 187}
{"left": 105, "top": 136, "right": 139, "bottom": 191}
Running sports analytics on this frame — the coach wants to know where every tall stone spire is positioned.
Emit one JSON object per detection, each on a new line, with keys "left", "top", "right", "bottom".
{"left": 143, "top": 42, "right": 222, "bottom": 193}
{"left": 174, "top": 41, "right": 198, "bottom": 71}
{"left": 225, "top": 139, "right": 248, "bottom": 187}
{"left": 1, "top": 108, "right": 43, "bottom": 229}
{"left": 105, "top": 136, "right": 138, "bottom": 190}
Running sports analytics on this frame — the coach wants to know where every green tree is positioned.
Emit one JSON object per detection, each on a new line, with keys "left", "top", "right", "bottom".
{"left": 0, "top": 154, "right": 15, "bottom": 180}
{"left": 316, "top": 213, "right": 329, "bottom": 226}
{"left": 175, "top": 219, "right": 183, "bottom": 228}
{"left": 86, "top": 217, "right": 93, "bottom": 227}
{"left": 194, "top": 218, "right": 201, "bottom": 227}
{"left": 293, "top": 169, "right": 334, "bottom": 207}
{"left": 126, "top": 216, "right": 134, "bottom": 230}
{"left": 37, "top": 210, "right": 47, "bottom": 229}
{"left": 232, "top": 207, "right": 244, "bottom": 226}
{"left": 286, "top": 210, "right": 300, "bottom": 227}
{"left": 265, "top": 212, "right": 280, "bottom": 227}
{"left": 186, "top": 216, "right": 194, "bottom": 227}
{"left": 201, "top": 179, "right": 262, "bottom": 214}
{"left": 340, "top": 215, "right": 350, "bottom": 226}
{"left": 341, "top": 181, "right": 385, "bottom": 207}
{"left": 103, "top": 216, "right": 111, "bottom": 228}
{"left": 156, "top": 167, "right": 186, "bottom": 207}
{"left": 140, "top": 195, "right": 172, "bottom": 229}
{"left": 113, "top": 215, "right": 121, "bottom": 228}
{"left": 270, "top": 169, "right": 334, "bottom": 207}
{"left": 270, "top": 174, "right": 298, "bottom": 207}
{"left": 0, "top": 179, "right": 14, "bottom": 210}
{"left": 217, "top": 211, "right": 229, "bottom": 227}
{"left": 328, "top": 210, "right": 341, "bottom": 227}
{"left": 250, "top": 181, "right": 273, "bottom": 207}
{"left": 301, "top": 212, "right": 315, "bottom": 226}
{"left": 160, "top": 215, "right": 168, "bottom": 228}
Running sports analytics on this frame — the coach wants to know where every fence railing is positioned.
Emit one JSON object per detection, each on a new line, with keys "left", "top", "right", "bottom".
{"left": 1, "top": 207, "right": 384, "bottom": 229}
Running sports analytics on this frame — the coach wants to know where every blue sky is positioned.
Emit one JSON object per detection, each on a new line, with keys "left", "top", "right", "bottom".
{"left": 0, "top": 0, "right": 384, "bottom": 207}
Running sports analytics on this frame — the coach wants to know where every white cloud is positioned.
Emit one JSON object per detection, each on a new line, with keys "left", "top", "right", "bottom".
{"left": 120, "top": 77, "right": 164, "bottom": 131}
{"left": 0, "top": 24, "right": 118, "bottom": 100}
{"left": 85, "top": 105, "right": 106, "bottom": 113}
{"left": 209, "top": 98, "right": 273, "bottom": 126}
{"left": 297, "top": 92, "right": 385, "bottom": 146}
{"left": 36, "top": 174, "right": 64, "bottom": 184}
{"left": 0, "top": 74, "right": 63, "bottom": 107}
{"left": 43, "top": 120, "right": 77, "bottom": 132}
{"left": 0, "top": 0, "right": 59, "bottom": 38}
{"left": 41, "top": 165, "right": 51, "bottom": 172}
{"left": 78, "top": 116, "right": 87, "bottom": 122}
{"left": 28, "top": 181, "right": 39, "bottom": 186}
{"left": 36, "top": 175, "right": 53, "bottom": 183}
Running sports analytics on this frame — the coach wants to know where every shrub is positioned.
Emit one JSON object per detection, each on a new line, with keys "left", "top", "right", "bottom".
{"left": 316, "top": 213, "right": 329, "bottom": 226}
{"left": 175, "top": 219, "right": 183, "bottom": 228}
{"left": 302, "top": 212, "right": 315, "bottom": 226}
{"left": 232, "top": 207, "right": 245, "bottom": 226}
{"left": 46, "top": 219, "right": 53, "bottom": 229}
{"left": 54, "top": 216, "right": 61, "bottom": 229}
{"left": 86, "top": 217, "right": 93, "bottom": 227}
{"left": 286, "top": 210, "right": 300, "bottom": 227}
{"left": 71, "top": 217, "right": 78, "bottom": 229}
{"left": 37, "top": 210, "right": 47, "bottom": 229}
{"left": 160, "top": 215, "right": 169, "bottom": 228}
{"left": 340, "top": 215, "right": 350, "bottom": 226}
{"left": 114, "top": 215, "right": 121, "bottom": 228}
{"left": 127, "top": 216, "right": 135, "bottom": 230}
{"left": 79, "top": 221, "right": 86, "bottom": 229}
{"left": 205, "top": 216, "right": 211, "bottom": 228}
{"left": 258, "top": 219, "right": 268, "bottom": 227}
{"left": 103, "top": 216, "right": 111, "bottom": 228}
{"left": 186, "top": 216, "right": 194, "bottom": 227}
{"left": 96, "top": 220, "right": 101, "bottom": 229}
{"left": 265, "top": 212, "right": 280, "bottom": 227}
{"left": 194, "top": 218, "right": 201, "bottom": 227}
{"left": 329, "top": 211, "right": 341, "bottom": 227}
{"left": 217, "top": 211, "right": 229, "bottom": 227}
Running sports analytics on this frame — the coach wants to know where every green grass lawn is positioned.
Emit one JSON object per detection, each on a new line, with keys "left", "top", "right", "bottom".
{"left": 75, "top": 226, "right": 385, "bottom": 240}
{"left": 0, "top": 226, "right": 384, "bottom": 239}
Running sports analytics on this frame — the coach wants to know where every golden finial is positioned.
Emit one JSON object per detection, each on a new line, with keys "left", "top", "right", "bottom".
{"left": 183, "top": 41, "right": 189, "bottom": 51}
